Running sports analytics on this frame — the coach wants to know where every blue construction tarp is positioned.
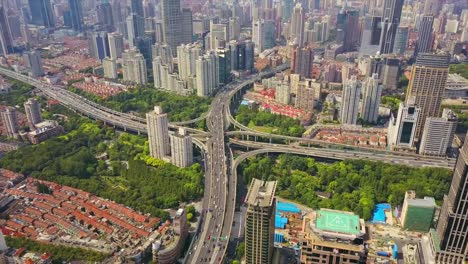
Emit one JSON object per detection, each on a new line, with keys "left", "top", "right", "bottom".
{"left": 371, "top": 203, "right": 391, "bottom": 224}
{"left": 275, "top": 212, "right": 288, "bottom": 229}
{"left": 274, "top": 232, "right": 285, "bottom": 243}
{"left": 277, "top": 202, "right": 301, "bottom": 213}
{"left": 241, "top": 100, "right": 250, "bottom": 105}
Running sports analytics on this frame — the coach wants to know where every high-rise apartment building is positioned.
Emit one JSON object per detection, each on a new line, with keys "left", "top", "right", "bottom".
{"left": 103, "top": 57, "right": 118, "bottom": 79}
{"left": 209, "top": 20, "right": 229, "bottom": 51}
{"left": 68, "top": 0, "right": 84, "bottom": 32}
{"left": 340, "top": 76, "right": 361, "bottom": 125}
{"left": 1, "top": 107, "right": 18, "bottom": 138}
{"left": 337, "top": 9, "right": 360, "bottom": 52}
{"left": 170, "top": 128, "right": 193, "bottom": 168}
{"left": 24, "top": 98, "right": 42, "bottom": 130}
{"left": 295, "top": 81, "right": 315, "bottom": 111}
{"left": 387, "top": 98, "right": 420, "bottom": 151}
{"left": 406, "top": 53, "right": 450, "bottom": 140}
{"left": 276, "top": 81, "right": 290, "bottom": 105}
{"left": 28, "top": 0, "right": 55, "bottom": 28}
{"left": 361, "top": 73, "right": 382, "bottom": 123}
{"left": 122, "top": 48, "right": 148, "bottom": 85}
{"left": 433, "top": 133, "right": 468, "bottom": 262}
{"left": 245, "top": 179, "right": 277, "bottom": 264}
{"left": 196, "top": 52, "right": 219, "bottom": 97}
{"left": 415, "top": 14, "right": 434, "bottom": 57}
{"left": 177, "top": 43, "right": 202, "bottom": 81}
{"left": 289, "top": 3, "right": 305, "bottom": 45}
{"left": 23, "top": 50, "right": 44, "bottom": 78}
{"left": 291, "top": 47, "right": 314, "bottom": 79}
{"left": 419, "top": 109, "right": 457, "bottom": 156}
{"left": 0, "top": 6, "right": 13, "bottom": 56}
{"left": 146, "top": 106, "right": 170, "bottom": 159}
{"left": 108, "top": 32, "right": 124, "bottom": 59}
{"left": 88, "top": 31, "right": 110, "bottom": 60}
{"left": 379, "top": 0, "right": 404, "bottom": 54}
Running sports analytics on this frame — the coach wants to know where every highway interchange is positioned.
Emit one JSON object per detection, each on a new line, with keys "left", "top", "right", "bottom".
{"left": 0, "top": 65, "right": 457, "bottom": 263}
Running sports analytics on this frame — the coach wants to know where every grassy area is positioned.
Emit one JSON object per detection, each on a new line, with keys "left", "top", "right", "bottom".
{"left": 249, "top": 125, "right": 275, "bottom": 133}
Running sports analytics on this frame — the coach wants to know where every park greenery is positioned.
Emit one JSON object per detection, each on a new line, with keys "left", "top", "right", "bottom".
{"left": 440, "top": 104, "right": 468, "bottom": 134}
{"left": 5, "top": 236, "right": 110, "bottom": 263}
{"left": 235, "top": 105, "right": 305, "bottom": 137}
{"left": 0, "top": 80, "right": 34, "bottom": 107}
{"left": 239, "top": 154, "right": 452, "bottom": 220}
{"left": 69, "top": 86, "right": 212, "bottom": 122}
{"left": 0, "top": 117, "right": 204, "bottom": 219}
{"left": 449, "top": 63, "right": 468, "bottom": 79}
{"left": 381, "top": 95, "right": 402, "bottom": 112}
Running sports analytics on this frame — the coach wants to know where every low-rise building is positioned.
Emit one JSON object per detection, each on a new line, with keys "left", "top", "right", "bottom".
{"left": 25, "top": 120, "right": 64, "bottom": 144}
{"left": 400, "top": 191, "right": 436, "bottom": 232}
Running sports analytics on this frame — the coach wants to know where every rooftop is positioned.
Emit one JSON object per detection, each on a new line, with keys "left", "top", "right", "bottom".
{"left": 315, "top": 209, "right": 361, "bottom": 235}
{"left": 407, "top": 197, "right": 436, "bottom": 208}
{"left": 245, "top": 179, "right": 277, "bottom": 207}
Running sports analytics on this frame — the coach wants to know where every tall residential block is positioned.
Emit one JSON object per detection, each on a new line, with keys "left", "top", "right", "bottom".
{"left": 24, "top": 98, "right": 42, "bottom": 129}
{"left": 340, "top": 76, "right": 361, "bottom": 125}
{"left": 108, "top": 32, "right": 124, "bottom": 59}
{"left": 419, "top": 109, "right": 457, "bottom": 156}
{"left": 103, "top": 57, "right": 118, "bottom": 79}
{"left": 387, "top": 98, "right": 420, "bottom": 151}
{"left": 276, "top": 81, "right": 290, "bottom": 105}
{"left": 245, "top": 179, "right": 277, "bottom": 264}
{"left": 433, "top": 133, "right": 468, "bottom": 262}
{"left": 122, "top": 48, "right": 148, "bottom": 85}
{"left": 295, "top": 81, "right": 315, "bottom": 111}
{"left": 146, "top": 106, "right": 170, "bottom": 159}
{"left": 170, "top": 128, "right": 193, "bottom": 168}
{"left": 196, "top": 52, "right": 219, "bottom": 97}
{"left": 361, "top": 73, "right": 382, "bottom": 123}
{"left": 23, "top": 50, "right": 44, "bottom": 78}
{"left": 1, "top": 107, "right": 18, "bottom": 138}
{"left": 406, "top": 53, "right": 450, "bottom": 140}
{"left": 291, "top": 46, "right": 313, "bottom": 79}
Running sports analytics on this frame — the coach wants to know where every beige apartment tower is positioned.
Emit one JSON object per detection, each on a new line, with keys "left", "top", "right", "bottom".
{"left": 245, "top": 179, "right": 277, "bottom": 264}
{"left": 146, "top": 106, "right": 170, "bottom": 159}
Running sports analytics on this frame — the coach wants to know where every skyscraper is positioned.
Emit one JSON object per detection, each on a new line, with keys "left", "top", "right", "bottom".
{"left": 196, "top": 52, "right": 219, "bottom": 97}
{"left": 136, "top": 36, "right": 153, "bottom": 67}
{"left": 28, "top": 0, "right": 55, "bottom": 28}
{"left": 108, "top": 32, "right": 124, "bottom": 59}
{"left": 245, "top": 179, "right": 277, "bottom": 264}
{"left": 216, "top": 48, "right": 231, "bottom": 85}
{"left": 122, "top": 48, "right": 148, "bottom": 85}
{"left": 170, "top": 128, "right": 193, "bottom": 168}
{"left": 130, "top": 0, "right": 144, "bottom": 17}
{"left": 68, "top": 0, "right": 84, "bottom": 32}
{"left": 289, "top": 3, "right": 304, "bottom": 45}
{"left": 419, "top": 109, "right": 457, "bottom": 156}
{"left": 340, "top": 76, "right": 361, "bottom": 125}
{"left": 339, "top": 10, "right": 360, "bottom": 52}
{"left": 177, "top": 43, "right": 202, "bottom": 81}
{"left": 379, "top": 0, "right": 404, "bottom": 54}
{"left": 181, "top": 8, "right": 193, "bottom": 44}
{"left": 146, "top": 106, "right": 170, "bottom": 159}
{"left": 393, "top": 26, "right": 409, "bottom": 55}
{"left": 126, "top": 14, "right": 145, "bottom": 47}
{"left": 23, "top": 50, "right": 44, "bottom": 78}
{"left": 276, "top": 81, "right": 290, "bottom": 105}
{"left": 295, "top": 81, "right": 315, "bottom": 111}
{"left": 161, "top": 0, "right": 192, "bottom": 55}
{"left": 103, "top": 57, "right": 118, "bottom": 79}
{"left": 361, "top": 73, "right": 383, "bottom": 123}
{"left": 88, "top": 31, "right": 110, "bottom": 60}
{"left": 414, "top": 14, "right": 434, "bottom": 57}
{"left": 406, "top": 53, "right": 450, "bottom": 139}
{"left": 1, "top": 107, "right": 18, "bottom": 138}
{"left": 0, "top": 6, "right": 13, "bottom": 56}
{"left": 291, "top": 46, "right": 314, "bottom": 79}
{"left": 24, "top": 98, "right": 42, "bottom": 129}
{"left": 387, "top": 98, "right": 420, "bottom": 151}
{"left": 434, "top": 132, "right": 468, "bottom": 262}
{"left": 96, "top": 2, "right": 114, "bottom": 31}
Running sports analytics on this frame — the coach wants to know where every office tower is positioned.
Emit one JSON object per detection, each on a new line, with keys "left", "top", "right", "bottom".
{"left": 143, "top": 1, "right": 155, "bottom": 18}
{"left": 229, "top": 17, "right": 240, "bottom": 41}
{"left": 126, "top": 14, "right": 145, "bottom": 47}
{"left": 170, "top": 128, "right": 193, "bottom": 168}
{"left": 291, "top": 46, "right": 313, "bottom": 79}
{"left": 130, "top": 0, "right": 144, "bottom": 17}
{"left": 253, "top": 19, "right": 275, "bottom": 53}
{"left": 252, "top": 20, "right": 263, "bottom": 54}
{"left": 136, "top": 36, "right": 153, "bottom": 67}
{"left": 216, "top": 48, "right": 231, "bottom": 85}
{"left": 289, "top": 3, "right": 304, "bottom": 45}
{"left": 414, "top": 15, "right": 434, "bottom": 57}
{"left": 393, "top": 26, "right": 408, "bottom": 55}
{"left": 103, "top": 57, "right": 118, "bottom": 79}
{"left": 0, "top": 6, "right": 13, "bottom": 56}
{"left": 379, "top": 0, "right": 404, "bottom": 54}
{"left": 68, "top": 0, "right": 84, "bottom": 32}
{"left": 24, "top": 98, "right": 42, "bottom": 129}
{"left": 23, "top": 50, "right": 44, "bottom": 78}
{"left": 108, "top": 32, "right": 124, "bottom": 59}
{"left": 122, "top": 48, "right": 148, "bottom": 85}
{"left": 245, "top": 179, "right": 277, "bottom": 264}
{"left": 88, "top": 31, "right": 110, "bottom": 60}
{"left": 7, "top": 14, "right": 20, "bottom": 39}
{"left": 406, "top": 53, "right": 450, "bottom": 139}
{"left": 111, "top": 1, "right": 123, "bottom": 26}
{"left": 387, "top": 98, "right": 420, "bottom": 150}
{"left": 340, "top": 76, "right": 361, "bottom": 125}
{"left": 28, "top": 0, "right": 55, "bottom": 28}
{"left": 209, "top": 20, "right": 229, "bottom": 50}
{"left": 161, "top": 0, "right": 192, "bottom": 55}
{"left": 419, "top": 109, "right": 457, "bottom": 156}
{"left": 361, "top": 73, "right": 382, "bottom": 123}
{"left": 338, "top": 10, "right": 360, "bottom": 52}
{"left": 96, "top": 2, "right": 114, "bottom": 31}
{"left": 295, "top": 81, "right": 315, "bottom": 111}
{"left": 276, "top": 81, "right": 290, "bottom": 105}
{"left": 433, "top": 133, "right": 468, "bottom": 262}
{"left": 423, "top": 0, "right": 439, "bottom": 15}
{"left": 196, "top": 52, "right": 219, "bottom": 97}
{"left": 1, "top": 107, "right": 18, "bottom": 138}
{"left": 146, "top": 106, "right": 170, "bottom": 159}
{"left": 360, "top": 15, "right": 382, "bottom": 55}
{"left": 177, "top": 43, "right": 202, "bottom": 81}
